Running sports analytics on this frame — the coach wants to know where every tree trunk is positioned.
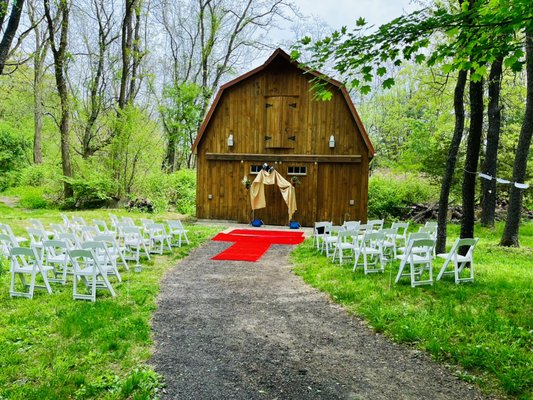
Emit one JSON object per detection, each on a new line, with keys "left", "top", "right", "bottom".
{"left": 0, "top": 0, "right": 25, "bottom": 74}
{"left": 44, "top": 0, "right": 73, "bottom": 198}
{"left": 500, "top": 29, "right": 533, "bottom": 247}
{"left": 118, "top": 0, "right": 136, "bottom": 110}
{"left": 480, "top": 57, "right": 503, "bottom": 227}
{"left": 460, "top": 76, "right": 484, "bottom": 240}
{"left": 436, "top": 70, "right": 467, "bottom": 253}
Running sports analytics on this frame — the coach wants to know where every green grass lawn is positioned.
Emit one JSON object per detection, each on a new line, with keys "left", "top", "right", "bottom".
{"left": 292, "top": 222, "right": 533, "bottom": 399}
{"left": 0, "top": 203, "right": 221, "bottom": 399}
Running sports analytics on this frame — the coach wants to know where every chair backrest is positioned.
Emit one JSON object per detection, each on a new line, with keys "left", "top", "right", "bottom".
{"left": 27, "top": 227, "right": 46, "bottom": 243}
{"left": 0, "top": 223, "right": 15, "bottom": 237}
{"left": 167, "top": 220, "right": 186, "bottom": 229}
{"left": 72, "top": 216, "right": 86, "bottom": 227}
{"left": 80, "top": 226, "right": 99, "bottom": 241}
{"left": 391, "top": 222, "right": 409, "bottom": 237}
{"left": 313, "top": 221, "right": 332, "bottom": 235}
{"left": 109, "top": 213, "right": 120, "bottom": 228}
{"left": 93, "top": 219, "right": 111, "bottom": 233}
{"left": 123, "top": 226, "right": 142, "bottom": 240}
{"left": 60, "top": 213, "right": 72, "bottom": 228}
{"left": 363, "top": 231, "right": 386, "bottom": 246}
{"left": 10, "top": 246, "right": 40, "bottom": 267}
{"left": 81, "top": 240, "right": 106, "bottom": 251}
{"left": 425, "top": 221, "right": 438, "bottom": 230}
{"left": 122, "top": 217, "right": 136, "bottom": 226}
{"left": 146, "top": 223, "right": 165, "bottom": 234}
{"left": 68, "top": 249, "right": 97, "bottom": 271}
{"left": 406, "top": 232, "right": 430, "bottom": 245}
{"left": 0, "top": 233, "right": 13, "bottom": 257}
{"left": 141, "top": 218, "right": 155, "bottom": 228}
{"left": 50, "top": 223, "right": 66, "bottom": 235}
{"left": 29, "top": 219, "right": 46, "bottom": 231}
{"left": 336, "top": 229, "right": 357, "bottom": 242}
{"left": 380, "top": 227, "right": 398, "bottom": 241}
{"left": 58, "top": 232, "right": 82, "bottom": 249}
{"left": 406, "top": 238, "right": 435, "bottom": 257}
{"left": 42, "top": 239, "right": 69, "bottom": 258}
{"left": 418, "top": 226, "right": 437, "bottom": 239}
{"left": 342, "top": 221, "right": 360, "bottom": 231}
{"left": 450, "top": 237, "right": 479, "bottom": 258}
{"left": 367, "top": 219, "right": 384, "bottom": 230}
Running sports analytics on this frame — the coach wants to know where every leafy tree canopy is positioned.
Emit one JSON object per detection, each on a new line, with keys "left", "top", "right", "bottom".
{"left": 292, "top": 0, "right": 533, "bottom": 96}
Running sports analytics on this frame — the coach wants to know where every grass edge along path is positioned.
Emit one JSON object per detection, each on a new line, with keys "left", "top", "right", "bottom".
{"left": 0, "top": 206, "right": 221, "bottom": 400}
{"left": 291, "top": 222, "right": 533, "bottom": 400}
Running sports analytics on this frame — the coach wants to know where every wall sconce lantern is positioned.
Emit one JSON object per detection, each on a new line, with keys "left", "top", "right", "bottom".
{"left": 329, "top": 135, "right": 335, "bottom": 148}
{"left": 227, "top": 134, "right": 234, "bottom": 147}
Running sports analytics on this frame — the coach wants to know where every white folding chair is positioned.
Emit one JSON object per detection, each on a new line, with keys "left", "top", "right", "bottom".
{"left": 353, "top": 231, "right": 386, "bottom": 274}
{"left": 397, "top": 232, "right": 431, "bottom": 255}
{"left": 380, "top": 227, "right": 398, "bottom": 262}
{"left": 80, "top": 226, "right": 99, "bottom": 242}
{"left": 28, "top": 219, "right": 54, "bottom": 238}
{"left": 425, "top": 221, "right": 438, "bottom": 230}
{"left": 109, "top": 213, "right": 120, "bottom": 232}
{"left": 60, "top": 213, "right": 73, "bottom": 231}
{"left": 58, "top": 232, "right": 83, "bottom": 250}
{"left": 145, "top": 223, "right": 172, "bottom": 254}
{"left": 0, "top": 223, "right": 28, "bottom": 246}
{"left": 94, "top": 234, "right": 129, "bottom": 271}
{"left": 342, "top": 220, "right": 360, "bottom": 231}
{"left": 313, "top": 221, "right": 331, "bottom": 250}
{"left": 121, "top": 216, "right": 136, "bottom": 226}
{"left": 26, "top": 227, "right": 47, "bottom": 260}
{"left": 437, "top": 238, "right": 479, "bottom": 284}
{"left": 166, "top": 220, "right": 190, "bottom": 247}
{"left": 93, "top": 219, "right": 117, "bottom": 237}
{"left": 367, "top": 219, "right": 384, "bottom": 232}
{"left": 391, "top": 222, "right": 409, "bottom": 248}
{"left": 323, "top": 225, "right": 342, "bottom": 257}
{"left": 0, "top": 233, "right": 14, "bottom": 259}
{"left": 123, "top": 226, "right": 151, "bottom": 267}
{"left": 331, "top": 229, "right": 358, "bottom": 264}
{"left": 81, "top": 241, "right": 121, "bottom": 282}
{"left": 9, "top": 247, "right": 53, "bottom": 299}
{"left": 42, "top": 239, "right": 71, "bottom": 284}
{"left": 50, "top": 223, "right": 67, "bottom": 237}
{"left": 395, "top": 238, "right": 435, "bottom": 287}
{"left": 68, "top": 248, "right": 116, "bottom": 301}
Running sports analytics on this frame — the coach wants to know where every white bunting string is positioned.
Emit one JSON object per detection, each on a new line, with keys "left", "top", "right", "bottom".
{"left": 463, "top": 169, "right": 530, "bottom": 190}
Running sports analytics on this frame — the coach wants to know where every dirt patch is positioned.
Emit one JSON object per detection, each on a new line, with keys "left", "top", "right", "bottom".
{"left": 0, "top": 196, "right": 19, "bottom": 208}
{"left": 151, "top": 239, "right": 491, "bottom": 399}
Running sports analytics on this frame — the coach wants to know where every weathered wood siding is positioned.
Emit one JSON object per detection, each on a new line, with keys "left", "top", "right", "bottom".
{"left": 196, "top": 55, "right": 370, "bottom": 226}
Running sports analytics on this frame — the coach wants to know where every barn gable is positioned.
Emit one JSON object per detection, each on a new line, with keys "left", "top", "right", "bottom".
{"left": 194, "top": 48, "right": 374, "bottom": 226}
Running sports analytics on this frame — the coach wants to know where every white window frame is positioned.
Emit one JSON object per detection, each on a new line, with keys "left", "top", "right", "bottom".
{"left": 287, "top": 166, "right": 307, "bottom": 176}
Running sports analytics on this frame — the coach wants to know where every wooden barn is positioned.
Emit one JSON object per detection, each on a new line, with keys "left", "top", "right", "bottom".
{"left": 192, "top": 48, "right": 375, "bottom": 227}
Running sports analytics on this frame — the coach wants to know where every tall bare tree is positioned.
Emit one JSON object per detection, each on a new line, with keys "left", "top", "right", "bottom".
{"left": 44, "top": 0, "right": 73, "bottom": 197}
{"left": 0, "top": 0, "right": 26, "bottom": 74}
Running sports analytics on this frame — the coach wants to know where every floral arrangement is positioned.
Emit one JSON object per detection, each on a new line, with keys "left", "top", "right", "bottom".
{"left": 290, "top": 176, "right": 301, "bottom": 187}
{"left": 241, "top": 176, "right": 251, "bottom": 189}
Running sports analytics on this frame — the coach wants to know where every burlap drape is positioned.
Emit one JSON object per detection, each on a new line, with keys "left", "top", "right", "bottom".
{"left": 249, "top": 169, "right": 297, "bottom": 221}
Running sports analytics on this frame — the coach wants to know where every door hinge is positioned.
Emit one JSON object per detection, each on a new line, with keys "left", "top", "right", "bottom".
{"left": 265, "top": 135, "right": 272, "bottom": 141}
{"left": 288, "top": 102, "right": 297, "bottom": 108}
{"left": 288, "top": 135, "right": 296, "bottom": 141}
{"left": 265, "top": 103, "right": 273, "bottom": 108}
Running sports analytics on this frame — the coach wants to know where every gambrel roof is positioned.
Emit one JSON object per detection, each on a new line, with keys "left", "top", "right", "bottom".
{"left": 192, "top": 48, "right": 374, "bottom": 158}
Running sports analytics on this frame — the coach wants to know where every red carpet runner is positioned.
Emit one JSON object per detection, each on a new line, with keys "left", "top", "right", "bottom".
{"left": 211, "top": 229, "right": 305, "bottom": 262}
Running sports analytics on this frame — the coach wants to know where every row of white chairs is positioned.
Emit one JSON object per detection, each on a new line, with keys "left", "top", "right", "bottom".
{"left": 0, "top": 215, "right": 190, "bottom": 301}
{"left": 312, "top": 220, "right": 478, "bottom": 287}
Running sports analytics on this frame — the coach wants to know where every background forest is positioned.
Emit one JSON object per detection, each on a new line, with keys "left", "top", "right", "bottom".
{"left": 0, "top": 0, "right": 531, "bottom": 240}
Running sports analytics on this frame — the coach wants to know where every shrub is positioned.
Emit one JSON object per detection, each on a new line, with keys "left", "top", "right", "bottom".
{"left": 368, "top": 172, "right": 437, "bottom": 219}
{"left": 135, "top": 169, "right": 196, "bottom": 214}
{"left": 64, "top": 174, "right": 115, "bottom": 209}
{"left": 4, "top": 186, "right": 50, "bottom": 209}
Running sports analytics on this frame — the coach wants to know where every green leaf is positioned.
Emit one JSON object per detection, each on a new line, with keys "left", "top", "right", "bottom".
{"left": 415, "top": 54, "right": 426, "bottom": 64}
{"left": 445, "top": 27, "right": 460, "bottom": 37}
{"left": 356, "top": 17, "right": 366, "bottom": 26}
{"left": 376, "top": 67, "right": 387, "bottom": 77}
{"left": 382, "top": 78, "right": 395, "bottom": 89}
{"left": 290, "top": 50, "right": 300, "bottom": 60}
{"left": 360, "top": 85, "right": 371, "bottom": 95}
{"left": 301, "top": 36, "right": 311, "bottom": 45}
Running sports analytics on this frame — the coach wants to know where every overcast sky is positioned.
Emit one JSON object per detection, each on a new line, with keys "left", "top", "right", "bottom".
{"left": 291, "top": 0, "right": 419, "bottom": 30}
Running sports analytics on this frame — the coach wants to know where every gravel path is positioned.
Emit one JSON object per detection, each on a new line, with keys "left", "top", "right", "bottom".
{"left": 151, "top": 238, "right": 489, "bottom": 400}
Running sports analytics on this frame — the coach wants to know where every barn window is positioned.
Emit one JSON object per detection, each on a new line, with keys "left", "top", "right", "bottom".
{"left": 250, "top": 165, "right": 262, "bottom": 174}
{"left": 287, "top": 166, "right": 307, "bottom": 175}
